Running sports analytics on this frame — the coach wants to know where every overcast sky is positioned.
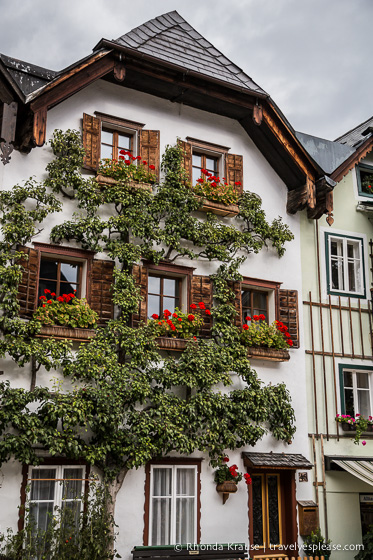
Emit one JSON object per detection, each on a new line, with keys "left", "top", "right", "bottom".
{"left": 1, "top": 0, "right": 371, "bottom": 140}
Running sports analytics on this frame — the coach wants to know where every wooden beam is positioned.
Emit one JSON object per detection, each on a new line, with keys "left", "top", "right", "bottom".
{"left": 286, "top": 183, "right": 308, "bottom": 214}
{"left": 0, "top": 101, "right": 17, "bottom": 164}
{"left": 32, "top": 107, "right": 47, "bottom": 147}
{"left": 0, "top": 78, "right": 15, "bottom": 104}
{"left": 252, "top": 103, "right": 263, "bottom": 125}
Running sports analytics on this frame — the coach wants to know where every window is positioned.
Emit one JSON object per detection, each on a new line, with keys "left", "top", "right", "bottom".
{"left": 251, "top": 474, "right": 282, "bottom": 548}
{"left": 147, "top": 275, "right": 181, "bottom": 319}
{"left": 325, "top": 233, "right": 365, "bottom": 297}
{"left": 242, "top": 288, "right": 269, "bottom": 324}
{"left": 340, "top": 366, "right": 373, "bottom": 418}
{"left": 101, "top": 128, "right": 133, "bottom": 160}
{"left": 357, "top": 163, "right": 373, "bottom": 198}
{"left": 28, "top": 465, "right": 85, "bottom": 532}
{"left": 147, "top": 464, "right": 199, "bottom": 545}
{"left": 192, "top": 152, "right": 219, "bottom": 185}
{"left": 38, "top": 257, "right": 82, "bottom": 300}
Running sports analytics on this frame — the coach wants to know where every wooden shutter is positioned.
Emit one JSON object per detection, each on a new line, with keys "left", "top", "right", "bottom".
{"left": 132, "top": 264, "right": 148, "bottom": 327}
{"left": 191, "top": 275, "right": 213, "bottom": 337}
{"left": 225, "top": 153, "right": 243, "bottom": 194}
{"left": 17, "top": 246, "right": 39, "bottom": 317}
{"left": 279, "top": 289, "right": 299, "bottom": 348}
{"left": 139, "top": 130, "right": 160, "bottom": 180}
{"left": 229, "top": 281, "right": 242, "bottom": 327}
{"left": 178, "top": 140, "right": 192, "bottom": 182}
{"left": 89, "top": 259, "right": 114, "bottom": 324}
{"left": 82, "top": 113, "right": 100, "bottom": 171}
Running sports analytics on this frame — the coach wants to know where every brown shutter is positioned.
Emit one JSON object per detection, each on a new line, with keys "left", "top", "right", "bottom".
{"left": 139, "top": 130, "right": 160, "bottom": 180}
{"left": 82, "top": 113, "right": 100, "bottom": 171}
{"left": 17, "top": 246, "right": 39, "bottom": 317}
{"left": 178, "top": 140, "right": 192, "bottom": 182}
{"left": 132, "top": 264, "right": 148, "bottom": 327}
{"left": 279, "top": 289, "right": 299, "bottom": 348}
{"left": 229, "top": 281, "right": 242, "bottom": 327}
{"left": 191, "top": 275, "right": 213, "bottom": 337}
{"left": 89, "top": 259, "right": 114, "bottom": 324}
{"left": 225, "top": 153, "right": 243, "bottom": 194}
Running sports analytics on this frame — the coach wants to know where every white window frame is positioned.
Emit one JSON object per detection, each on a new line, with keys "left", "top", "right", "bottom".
{"left": 326, "top": 233, "right": 365, "bottom": 297}
{"left": 27, "top": 465, "right": 86, "bottom": 530}
{"left": 148, "top": 464, "right": 198, "bottom": 545}
{"left": 342, "top": 368, "right": 373, "bottom": 417}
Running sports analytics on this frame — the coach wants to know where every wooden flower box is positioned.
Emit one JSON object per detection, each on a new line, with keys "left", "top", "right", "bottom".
{"left": 340, "top": 423, "right": 373, "bottom": 433}
{"left": 195, "top": 197, "right": 239, "bottom": 217}
{"left": 216, "top": 480, "right": 238, "bottom": 504}
{"left": 246, "top": 346, "right": 290, "bottom": 362}
{"left": 36, "top": 325, "right": 96, "bottom": 342}
{"left": 156, "top": 337, "right": 189, "bottom": 351}
{"left": 96, "top": 174, "right": 153, "bottom": 192}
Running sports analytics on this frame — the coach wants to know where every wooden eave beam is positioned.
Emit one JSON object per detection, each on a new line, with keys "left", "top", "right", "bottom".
{"left": 331, "top": 136, "right": 373, "bottom": 183}
{"left": 30, "top": 54, "right": 117, "bottom": 147}
{"left": 0, "top": 77, "right": 16, "bottom": 105}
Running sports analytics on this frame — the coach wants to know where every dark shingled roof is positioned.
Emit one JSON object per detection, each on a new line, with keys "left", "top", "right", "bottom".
{"left": 0, "top": 54, "right": 57, "bottom": 97}
{"left": 242, "top": 452, "right": 313, "bottom": 469}
{"left": 114, "top": 11, "right": 266, "bottom": 96}
{"left": 335, "top": 115, "right": 373, "bottom": 148}
{"left": 296, "top": 131, "right": 355, "bottom": 174}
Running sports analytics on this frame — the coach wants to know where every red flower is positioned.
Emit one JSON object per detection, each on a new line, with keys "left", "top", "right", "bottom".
{"left": 197, "top": 178, "right": 204, "bottom": 183}
{"left": 142, "top": 161, "right": 147, "bottom": 165}
{"left": 125, "top": 160, "right": 131, "bottom": 165}
{"left": 188, "top": 314, "right": 195, "bottom": 321}
{"left": 151, "top": 314, "right": 159, "bottom": 320}
{"left": 252, "top": 315, "right": 259, "bottom": 321}
{"left": 171, "top": 324, "right": 176, "bottom": 331}
{"left": 223, "top": 456, "right": 229, "bottom": 462}
{"left": 234, "top": 181, "right": 242, "bottom": 186}
{"left": 44, "top": 289, "right": 51, "bottom": 294}
{"left": 193, "top": 336, "right": 197, "bottom": 340}
{"left": 259, "top": 314, "right": 266, "bottom": 320}
{"left": 190, "top": 304, "right": 197, "bottom": 310}
{"left": 119, "top": 155, "right": 124, "bottom": 160}
{"left": 245, "top": 316, "right": 251, "bottom": 321}
{"left": 57, "top": 296, "right": 64, "bottom": 302}
{"left": 136, "top": 156, "right": 141, "bottom": 160}
{"left": 242, "top": 324, "right": 249, "bottom": 330}
{"left": 205, "top": 309, "right": 211, "bottom": 315}
{"left": 285, "top": 332, "right": 291, "bottom": 338}
{"left": 119, "top": 149, "right": 128, "bottom": 155}
{"left": 201, "top": 169, "right": 207, "bottom": 174}
{"left": 158, "top": 322, "right": 162, "bottom": 325}
{"left": 287, "top": 339, "right": 293, "bottom": 346}
{"left": 39, "top": 295, "right": 46, "bottom": 300}
{"left": 163, "top": 309, "right": 171, "bottom": 317}
{"left": 42, "top": 304, "right": 46, "bottom": 307}
{"left": 244, "top": 473, "right": 252, "bottom": 485}
{"left": 149, "top": 164, "right": 155, "bottom": 170}
{"left": 51, "top": 292, "right": 56, "bottom": 297}
{"left": 47, "top": 300, "right": 52, "bottom": 304}
{"left": 198, "top": 302, "right": 205, "bottom": 310}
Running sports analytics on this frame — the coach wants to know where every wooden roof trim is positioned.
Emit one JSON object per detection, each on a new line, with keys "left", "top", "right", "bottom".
{"left": 331, "top": 136, "right": 373, "bottom": 183}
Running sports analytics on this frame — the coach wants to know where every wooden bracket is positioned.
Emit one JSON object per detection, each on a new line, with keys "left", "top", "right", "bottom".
{"left": 252, "top": 103, "right": 263, "bottom": 126}
{"left": 32, "top": 107, "right": 47, "bottom": 147}
{"left": 114, "top": 61, "right": 126, "bottom": 82}
{"left": 0, "top": 101, "right": 17, "bottom": 164}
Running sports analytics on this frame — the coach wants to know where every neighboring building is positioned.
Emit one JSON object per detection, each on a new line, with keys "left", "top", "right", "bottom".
{"left": 298, "top": 120, "right": 373, "bottom": 559}
{"left": 0, "top": 11, "right": 335, "bottom": 559}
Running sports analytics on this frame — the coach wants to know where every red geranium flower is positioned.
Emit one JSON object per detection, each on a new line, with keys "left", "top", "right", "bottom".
{"left": 197, "top": 178, "right": 204, "bottom": 183}
{"left": 39, "top": 295, "right": 46, "bottom": 300}
{"left": 57, "top": 296, "right": 64, "bottom": 302}
{"left": 188, "top": 314, "right": 195, "bottom": 321}
{"left": 190, "top": 304, "right": 197, "bottom": 310}
{"left": 198, "top": 302, "right": 205, "bottom": 310}
{"left": 142, "top": 161, "right": 147, "bottom": 165}
{"left": 252, "top": 315, "right": 259, "bottom": 321}
{"left": 178, "top": 318, "right": 182, "bottom": 322}
{"left": 51, "top": 292, "right": 56, "bottom": 297}
{"left": 172, "top": 313, "right": 178, "bottom": 318}
{"left": 151, "top": 314, "right": 159, "bottom": 320}
{"left": 287, "top": 339, "right": 293, "bottom": 346}
{"left": 125, "top": 160, "right": 131, "bottom": 165}
{"left": 119, "top": 155, "right": 124, "bottom": 160}
{"left": 44, "top": 289, "right": 51, "bottom": 294}
{"left": 285, "top": 332, "right": 291, "bottom": 338}
{"left": 234, "top": 181, "right": 242, "bottom": 186}
{"left": 47, "top": 300, "right": 52, "bottom": 304}
{"left": 245, "top": 316, "right": 251, "bottom": 321}
{"left": 259, "top": 314, "right": 266, "bottom": 320}
{"left": 205, "top": 309, "right": 211, "bottom": 315}
{"left": 149, "top": 164, "right": 155, "bottom": 170}
{"left": 223, "top": 456, "right": 229, "bottom": 462}
{"left": 163, "top": 309, "right": 171, "bottom": 317}
{"left": 242, "top": 324, "right": 249, "bottom": 330}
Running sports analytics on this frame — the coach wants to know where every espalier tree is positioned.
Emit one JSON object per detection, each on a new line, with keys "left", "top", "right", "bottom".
{"left": 0, "top": 130, "right": 296, "bottom": 543}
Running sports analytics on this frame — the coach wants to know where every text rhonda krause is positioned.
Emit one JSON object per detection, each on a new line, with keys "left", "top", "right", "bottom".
{"left": 173, "top": 543, "right": 364, "bottom": 553}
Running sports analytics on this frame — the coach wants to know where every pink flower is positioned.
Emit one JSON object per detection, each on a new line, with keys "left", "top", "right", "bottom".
{"left": 362, "top": 441, "right": 367, "bottom": 446}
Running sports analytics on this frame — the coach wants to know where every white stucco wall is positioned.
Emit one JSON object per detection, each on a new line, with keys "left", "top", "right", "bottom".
{"left": 0, "top": 78, "right": 313, "bottom": 558}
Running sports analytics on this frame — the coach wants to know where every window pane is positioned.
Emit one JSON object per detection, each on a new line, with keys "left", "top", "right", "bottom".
{"left": 344, "top": 371, "right": 353, "bottom": 387}
{"left": 151, "top": 498, "right": 171, "bottom": 545}
{"left": 101, "top": 144, "right": 113, "bottom": 160}
{"left": 330, "top": 239, "right": 342, "bottom": 256}
{"left": 192, "top": 154, "right": 202, "bottom": 167}
{"left": 348, "top": 261, "right": 356, "bottom": 292}
{"left": 148, "top": 276, "right": 161, "bottom": 294}
{"left": 118, "top": 134, "right": 131, "bottom": 151}
{"left": 242, "top": 290, "right": 251, "bottom": 308}
{"left": 357, "top": 372, "right": 369, "bottom": 389}
{"left": 176, "top": 469, "right": 195, "bottom": 496}
{"left": 38, "top": 280, "right": 57, "bottom": 299}
{"left": 163, "top": 297, "right": 177, "bottom": 314}
{"left": 331, "top": 258, "right": 344, "bottom": 290}
{"left": 267, "top": 475, "right": 280, "bottom": 545}
{"left": 29, "top": 502, "right": 54, "bottom": 533}
{"left": 344, "top": 388, "right": 355, "bottom": 417}
{"left": 153, "top": 469, "right": 172, "bottom": 497}
{"left": 164, "top": 278, "right": 177, "bottom": 298}
{"left": 148, "top": 295, "right": 161, "bottom": 319}
{"left": 176, "top": 498, "right": 195, "bottom": 544}
{"left": 60, "top": 263, "right": 79, "bottom": 285}
{"left": 252, "top": 476, "right": 264, "bottom": 546}
{"left": 358, "top": 390, "right": 370, "bottom": 418}
{"left": 252, "top": 291, "right": 267, "bottom": 310}
{"left": 62, "top": 468, "right": 83, "bottom": 500}
{"left": 101, "top": 130, "right": 113, "bottom": 144}
{"left": 30, "top": 469, "right": 56, "bottom": 501}
{"left": 205, "top": 157, "right": 217, "bottom": 173}
{"left": 40, "top": 260, "right": 58, "bottom": 280}
{"left": 192, "top": 167, "right": 201, "bottom": 185}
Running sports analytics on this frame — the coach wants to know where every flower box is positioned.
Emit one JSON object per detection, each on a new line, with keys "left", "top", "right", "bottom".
{"left": 96, "top": 174, "right": 152, "bottom": 192}
{"left": 195, "top": 197, "right": 239, "bottom": 218}
{"left": 340, "top": 423, "right": 373, "bottom": 433}
{"left": 216, "top": 480, "right": 238, "bottom": 505}
{"left": 246, "top": 346, "right": 290, "bottom": 362}
{"left": 36, "top": 325, "right": 96, "bottom": 342}
{"left": 155, "top": 337, "right": 189, "bottom": 351}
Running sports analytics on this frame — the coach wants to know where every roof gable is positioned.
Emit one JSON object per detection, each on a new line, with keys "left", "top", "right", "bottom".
{"left": 0, "top": 54, "right": 56, "bottom": 99}
{"left": 335, "top": 115, "right": 373, "bottom": 147}
{"left": 114, "top": 11, "right": 266, "bottom": 96}
{"left": 296, "top": 131, "right": 354, "bottom": 174}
